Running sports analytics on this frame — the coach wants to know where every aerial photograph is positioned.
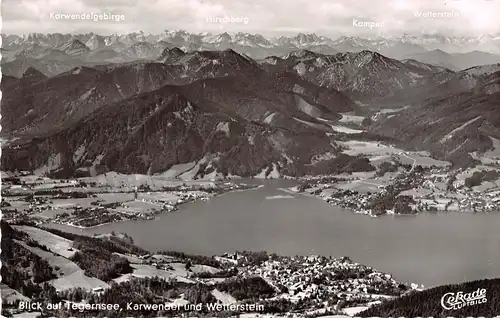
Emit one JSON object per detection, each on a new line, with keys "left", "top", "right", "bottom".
{"left": 0, "top": 0, "right": 499, "bottom": 317}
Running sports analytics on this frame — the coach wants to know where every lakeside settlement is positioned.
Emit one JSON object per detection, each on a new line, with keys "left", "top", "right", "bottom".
{"left": 1, "top": 171, "right": 259, "bottom": 227}
{"left": 1, "top": 221, "right": 419, "bottom": 317}
{"left": 290, "top": 150, "right": 500, "bottom": 217}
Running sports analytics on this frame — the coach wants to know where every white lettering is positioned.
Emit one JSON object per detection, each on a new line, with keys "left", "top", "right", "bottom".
{"left": 49, "top": 12, "right": 125, "bottom": 22}
{"left": 441, "top": 288, "right": 487, "bottom": 310}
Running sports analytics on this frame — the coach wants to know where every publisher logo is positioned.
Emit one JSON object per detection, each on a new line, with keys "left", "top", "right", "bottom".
{"left": 440, "top": 288, "right": 487, "bottom": 310}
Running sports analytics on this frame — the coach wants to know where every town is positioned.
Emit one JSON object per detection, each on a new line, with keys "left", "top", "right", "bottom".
{"left": 230, "top": 253, "right": 415, "bottom": 315}
{"left": 101, "top": 250, "right": 417, "bottom": 316}
{"left": 0, "top": 172, "right": 259, "bottom": 227}
{"left": 292, "top": 151, "right": 500, "bottom": 217}
{"left": 1, "top": 218, "right": 419, "bottom": 318}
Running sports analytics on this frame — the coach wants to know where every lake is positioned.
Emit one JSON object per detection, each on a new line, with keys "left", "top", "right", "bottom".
{"left": 47, "top": 179, "right": 500, "bottom": 287}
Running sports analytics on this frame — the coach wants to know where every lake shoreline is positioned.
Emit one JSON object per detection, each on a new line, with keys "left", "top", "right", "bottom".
{"left": 42, "top": 182, "right": 263, "bottom": 229}
{"left": 34, "top": 179, "right": 500, "bottom": 288}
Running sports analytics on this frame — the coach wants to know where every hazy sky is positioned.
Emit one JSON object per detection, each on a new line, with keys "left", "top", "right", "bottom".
{"left": 2, "top": 0, "right": 500, "bottom": 36}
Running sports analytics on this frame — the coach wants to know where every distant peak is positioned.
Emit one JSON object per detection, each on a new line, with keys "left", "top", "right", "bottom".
{"left": 69, "top": 38, "right": 85, "bottom": 45}
{"left": 284, "top": 49, "right": 318, "bottom": 59}
{"left": 359, "top": 50, "right": 385, "bottom": 58}
{"left": 170, "top": 47, "right": 185, "bottom": 55}
{"left": 296, "top": 32, "right": 317, "bottom": 37}
{"left": 359, "top": 49, "right": 377, "bottom": 55}
{"left": 158, "top": 47, "right": 186, "bottom": 62}
{"left": 221, "top": 48, "right": 240, "bottom": 56}
{"left": 431, "top": 48, "right": 447, "bottom": 54}
{"left": 22, "top": 67, "right": 46, "bottom": 80}
{"left": 60, "top": 38, "right": 88, "bottom": 48}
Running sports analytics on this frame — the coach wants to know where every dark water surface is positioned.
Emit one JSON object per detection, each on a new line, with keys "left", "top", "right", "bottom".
{"left": 47, "top": 179, "right": 500, "bottom": 287}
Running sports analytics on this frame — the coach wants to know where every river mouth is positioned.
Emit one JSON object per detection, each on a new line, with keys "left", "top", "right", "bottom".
{"left": 45, "top": 179, "right": 500, "bottom": 288}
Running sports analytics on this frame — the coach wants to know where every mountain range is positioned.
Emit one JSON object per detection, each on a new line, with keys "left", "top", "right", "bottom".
{"left": 2, "top": 31, "right": 500, "bottom": 77}
{"left": 2, "top": 31, "right": 500, "bottom": 178}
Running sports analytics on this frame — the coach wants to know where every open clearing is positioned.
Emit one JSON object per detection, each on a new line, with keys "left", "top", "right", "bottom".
{"left": 162, "top": 262, "right": 221, "bottom": 277}
{"left": 343, "top": 306, "right": 369, "bottom": 316}
{"left": 339, "top": 113, "right": 365, "bottom": 124}
{"left": 81, "top": 172, "right": 218, "bottom": 189}
{"left": 160, "top": 162, "right": 197, "bottom": 179}
{"left": 112, "top": 262, "right": 219, "bottom": 284}
{"left": 50, "top": 271, "right": 109, "bottom": 292}
{"left": 113, "top": 264, "right": 196, "bottom": 284}
{"left": 398, "top": 152, "right": 450, "bottom": 167}
{"left": 95, "top": 193, "right": 134, "bottom": 203}
{"left": 15, "top": 238, "right": 108, "bottom": 292}
{"left": 339, "top": 141, "right": 401, "bottom": 157}
{"left": 471, "top": 136, "right": 500, "bottom": 165}
{"left": 114, "top": 200, "right": 162, "bottom": 214}
{"left": 1, "top": 283, "right": 30, "bottom": 303}
{"left": 339, "top": 141, "right": 450, "bottom": 167}
{"left": 17, "top": 240, "right": 81, "bottom": 276}
{"left": 44, "top": 198, "right": 97, "bottom": 209}
{"left": 34, "top": 208, "right": 70, "bottom": 219}
{"left": 13, "top": 226, "right": 78, "bottom": 258}
{"left": 211, "top": 289, "right": 237, "bottom": 304}
{"left": 113, "top": 252, "right": 144, "bottom": 264}
{"left": 138, "top": 192, "right": 181, "bottom": 202}
{"left": 330, "top": 182, "right": 380, "bottom": 193}
{"left": 331, "top": 125, "right": 365, "bottom": 134}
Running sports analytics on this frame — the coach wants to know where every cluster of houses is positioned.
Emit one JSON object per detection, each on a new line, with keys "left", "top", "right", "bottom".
{"left": 237, "top": 255, "right": 409, "bottom": 307}
{"left": 312, "top": 164, "right": 500, "bottom": 216}
{"left": 323, "top": 192, "right": 380, "bottom": 216}
{"left": 406, "top": 169, "right": 500, "bottom": 212}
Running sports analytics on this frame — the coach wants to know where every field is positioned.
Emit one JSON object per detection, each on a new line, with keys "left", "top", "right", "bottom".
{"left": 13, "top": 226, "right": 78, "bottom": 258}
{"left": 137, "top": 192, "right": 181, "bottom": 202}
{"left": 161, "top": 162, "right": 197, "bottom": 179}
{"left": 339, "top": 141, "right": 401, "bottom": 156}
{"left": 79, "top": 171, "right": 218, "bottom": 190}
{"left": 338, "top": 113, "right": 365, "bottom": 124}
{"left": 331, "top": 125, "right": 365, "bottom": 134}
{"left": 211, "top": 289, "right": 237, "bottom": 304}
{"left": 456, "top": 165, "right": 500, "bottom": 192}
{"left": 169, "top": 262, "right": 220, "bottom": 275}
{"left": 342, "top": 306, "right": 369, "bottom": 316}
{"left": 112, "top": 260, "right": 220, "bottom": 285}
{"left": 95, "top": 192, "right": 135, "bottom": 203}
{"left": 470, "top": 137, "right": 500, "bottom": 166}
{"left": 14, "top": 228, "right": 109, "bottom": 292}
{"left": 2, "top": 171, "right": 249, "bottom": 228}
{"left": 34, "top": 208, "right": 68, "bottom": 219}
{"left": 113, "top": 252, "right": 144, "bottom": 264}
{"left": 397, "top": 152, "right": 450, "bottom": 167}
{"left": 114, "top": 200, "right": 163, "bottom": 215}
{"left": 46, "top": 197, "right": 97, "bottom": 209}
{"left": 1, "top": 283, "right": 30, "bottom": 304}
{"left": 335, "top": 180, "right": 384, "bottom": 193}
{"left": 5, "top": 198, "right": 31, "bottom": 209}
{"left": 339, "top": 141, "right": 450, "bottom": 168}
{"left": 113, "top": 264, "right": 196, "bottom": 284}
